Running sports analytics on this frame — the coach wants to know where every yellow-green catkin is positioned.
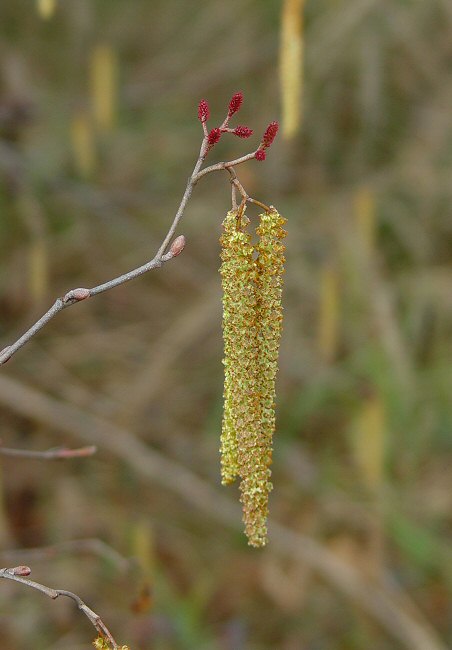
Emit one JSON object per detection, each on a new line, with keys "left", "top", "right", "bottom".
{"left": 93, "top": 638, "right": 130, "bottom": 650}
{"left": 220, "top": 209, "right": 258, "bottom": 486}
{"left": 238, "top": 208, "right": 287, "bottom": 547}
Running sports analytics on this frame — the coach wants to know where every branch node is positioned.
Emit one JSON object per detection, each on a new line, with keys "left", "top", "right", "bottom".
{"left": 168, "top": 235, "right": 186, "bottom": 258}
{"left": 0, "top": 346, "right": 12, "bottom": 365}
{"left": 63, "top": 288, "right": 91, "bottom": 304}
{"left": 10, "top": 565, "right": 31, "bottom": 576}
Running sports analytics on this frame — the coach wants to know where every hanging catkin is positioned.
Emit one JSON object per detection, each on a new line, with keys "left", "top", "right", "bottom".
{"left": 238, "top": 208, "right": 286, "bottom": 547}
{"left": 219, "top": 208, "right": 257, "bottom": 486}
{"left": 220, "top": 206, "right": 286, "bottom": 547}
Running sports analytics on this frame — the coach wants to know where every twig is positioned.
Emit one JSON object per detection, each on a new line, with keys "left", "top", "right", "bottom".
{"left": 0, "top": 565, "right": 119, "bottom": 649}
{"left": 192, "top": 151, "right": 257, "bottom": 182}
{"left": 0, "top": 94, "right": 273, "bottom": 366}
{"left": 0, "top": 444, "right": 97, "bottom": 460}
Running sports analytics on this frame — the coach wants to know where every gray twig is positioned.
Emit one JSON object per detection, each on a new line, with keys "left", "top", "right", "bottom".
{"left": 0, "top": 566, "right": 119, "bottom": 648}
{"left": 0, "top": 131, "right": 260, "bottom": 366}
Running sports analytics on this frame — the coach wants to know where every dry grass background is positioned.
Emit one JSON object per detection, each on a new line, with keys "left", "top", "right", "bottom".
{"left": 0, "top": 0, "right": 451, "bottom": 648}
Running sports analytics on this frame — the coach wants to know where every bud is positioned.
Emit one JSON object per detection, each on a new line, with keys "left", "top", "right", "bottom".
{"left": 197, "top": 99, "right": 209, "bottom": 122}
{"left": 228, "top": 92, "right": 243, "bottom": 117}
{"left": 169, "top": 235, "right": 186, "bottom": 258}
{"left": 11, "top": 566, "right": 31, "bottom": 576}
{"left": 63, "top": 287, "right": 90, "bottom": 303}
{"left": 255, "top": 149, "right": 266, "bottom": 161}
{"left": 233, "top": 125, "right": 253, "bottom": 139}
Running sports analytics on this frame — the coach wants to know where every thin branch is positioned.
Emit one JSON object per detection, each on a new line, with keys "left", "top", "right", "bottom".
{"left": 0, "top": 135, "right": 261, "bottom": 366}
{"left": 0, "top": 566, "right": 119, "bottom": 649}
{"left": 193, "top": 151, "right": 257, "bottom": 183}
{"left": 0, "top": 444, "right": 96, "bottom": 460}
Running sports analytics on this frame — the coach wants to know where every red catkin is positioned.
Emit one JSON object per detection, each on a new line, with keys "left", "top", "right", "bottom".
{"left": 228, "top": 92, "right": 243, "bottom": 117}
{"left": 198, "top": 99, "right": 210, "bottom": 122}
{"left": 233, "top": 125, "right": 253, "bottom": 138}
{"left": 208, "top": 128, "right": 222, "bottom": 145}
{"left": 262, "top": 121, "right": 279, "bottom": 148}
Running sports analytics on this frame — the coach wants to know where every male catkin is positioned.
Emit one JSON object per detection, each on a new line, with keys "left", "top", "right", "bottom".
{"left": 220, "top": 206, "right": 286, "bottom": 547}
{"left": 238, "top": 208, "right": 286, "bottom": 547}
{"left": 219, "top": 209, "right": 257, "bottom": 486}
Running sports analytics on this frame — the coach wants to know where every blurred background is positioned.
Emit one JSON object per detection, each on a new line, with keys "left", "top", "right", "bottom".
{"left": 0, "top": 0, "right": 451, "bottom": 648}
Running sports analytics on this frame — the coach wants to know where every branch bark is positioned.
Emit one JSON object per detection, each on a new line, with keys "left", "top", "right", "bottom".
{"left": 0, "top": 136, "right": 261, "bottom": 366}
{"left": 0, "top": 565, "right": 119, "bottom": 648}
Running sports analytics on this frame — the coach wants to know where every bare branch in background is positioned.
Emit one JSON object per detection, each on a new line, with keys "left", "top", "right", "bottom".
{"left": 0, "top": 443, "right": 97, "bottom": 460}
{"left": 0, "top": 565, "right": 119, "bottom": 649}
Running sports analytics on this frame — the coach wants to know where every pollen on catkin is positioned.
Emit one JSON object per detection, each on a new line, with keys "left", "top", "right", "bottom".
{"left": 220, "top": 209, "right": 257, "bottom": 486}
{"left": 220, "top": 205, "right": 286, "bottom": 547}
{"left": 93, "top": 639, "right": 130, "bottom": 650}
{"left": 238, "top": 208, "right": 286, "bottom": 547}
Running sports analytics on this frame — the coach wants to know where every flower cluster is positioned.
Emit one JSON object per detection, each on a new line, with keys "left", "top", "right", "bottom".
{"left": 197, "top": 92, "right": 257, "bottom": 155}
{"left": 220, "top": 208, "right": 286, "bottom": 546}
{"left": 197, "top": 99, "right": 209, "bottom": 123}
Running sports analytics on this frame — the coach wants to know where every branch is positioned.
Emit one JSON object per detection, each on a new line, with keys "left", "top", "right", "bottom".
{"left": 192, "top": 150, "right": 257, "bottom": 182}
{"left": 0, "top": 565, "right": 119, "bottom": 649}
{"left": 0, "top": 443, "right": 96, "bottom": 460}
{"left": 0, "top": 94, "right": 277, "bottom": 366}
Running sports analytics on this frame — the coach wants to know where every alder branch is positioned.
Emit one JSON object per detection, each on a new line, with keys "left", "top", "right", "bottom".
{"left": 0, "top": 94, "right": 275, "bottom": 366}
{"left": 0, "top": 565, "right": 119, "bottom": 649}
{"left": 192, "top": 150, "right": 257, "bottom": 182}
{"left": 0, "top": 443, "right": 96, "bottom": 460}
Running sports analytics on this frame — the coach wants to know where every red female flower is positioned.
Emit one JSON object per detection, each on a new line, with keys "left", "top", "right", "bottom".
{"left": 198, "top": 99, "right": 210, "bottom": 122}
{"left": 233, "top": 125, "right": 253, "bottom": 138}
{"left": 262, "top": 121, "right": 279, "bottom": 148}
{"left": 255, "top": 149, "right": 266, "bottom": 161}
{"left": 207, "top": 127, "right": 222, "bottom": 145}
{"left": 228, "top": 92, "right": 243, "bottom": 117}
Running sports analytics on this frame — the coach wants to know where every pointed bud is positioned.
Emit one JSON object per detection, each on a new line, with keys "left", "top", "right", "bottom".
{"left": 233, "top": 125, "right": 253, "bottom": 139}
{"left": 255, "top": 149, "right": 266, "bottom": 161}
{"left": 198, "top": 99, "right": 210, "bottom": 122}
{"left": 228, "top": 92, "right": 243, "bottom": 117}
{"left": 207, "top": 127, "right": 222, "bottom": 145}
{"left": 262, "top": 121, "right": 279, "bottom": 148}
